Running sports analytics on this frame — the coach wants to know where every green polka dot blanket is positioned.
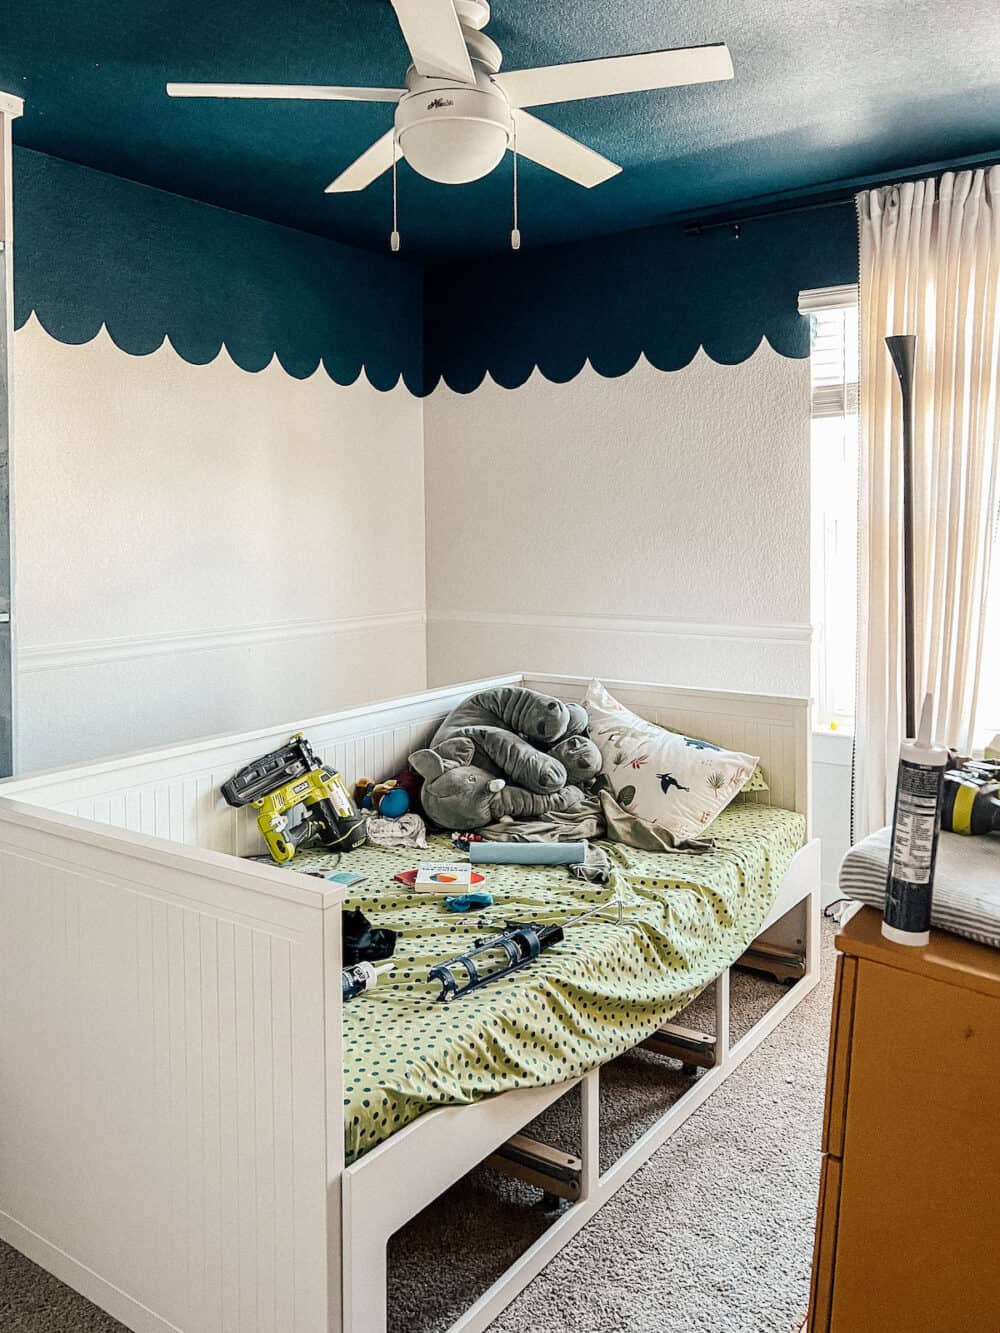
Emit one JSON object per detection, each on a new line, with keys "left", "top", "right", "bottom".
{"left": 295, "top": 803, "right": 805, "bottom": 1163}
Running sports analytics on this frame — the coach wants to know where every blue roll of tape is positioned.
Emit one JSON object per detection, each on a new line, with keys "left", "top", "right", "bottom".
{"left": 469, "top": 841, "right": 586, "bottom": 866}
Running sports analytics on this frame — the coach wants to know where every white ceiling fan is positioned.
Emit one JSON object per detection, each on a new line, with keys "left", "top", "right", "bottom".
{"left": 167, "top": 0, "right": 733, "bottom": 198}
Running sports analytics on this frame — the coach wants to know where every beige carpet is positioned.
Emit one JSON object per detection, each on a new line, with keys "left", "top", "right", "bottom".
{"left": 0, "top": 923, "right": 835, "bottom": 1333}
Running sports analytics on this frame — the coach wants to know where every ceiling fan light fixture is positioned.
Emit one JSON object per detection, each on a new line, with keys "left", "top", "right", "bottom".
{"left": 395, "top": 73, "right": 511, "bottom": 184}
{"left": 398, "top": 116, "right": 509, "bottom": 184}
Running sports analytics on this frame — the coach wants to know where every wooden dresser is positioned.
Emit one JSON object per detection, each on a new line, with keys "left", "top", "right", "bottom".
{"left": 808, "top": 905, "right": 1000, "bottom": 1333}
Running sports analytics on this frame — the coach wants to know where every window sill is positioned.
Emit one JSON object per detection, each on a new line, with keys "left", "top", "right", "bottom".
{"left": 813, "top": 729, "right": 854, "bottom": 765}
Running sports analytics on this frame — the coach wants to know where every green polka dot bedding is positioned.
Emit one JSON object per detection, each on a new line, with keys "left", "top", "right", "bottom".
{"left": 295, "top": 803, "right": 805, "bottom": 1163}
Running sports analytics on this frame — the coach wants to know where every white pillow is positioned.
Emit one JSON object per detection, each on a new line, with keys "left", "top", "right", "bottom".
{"left": 584, "top": 679, "right": 760, "bottom": 842}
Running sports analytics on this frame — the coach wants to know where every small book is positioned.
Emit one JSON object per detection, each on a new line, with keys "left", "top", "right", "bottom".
{"left": 414, "top": 862, "right": 474, "bottom": 893}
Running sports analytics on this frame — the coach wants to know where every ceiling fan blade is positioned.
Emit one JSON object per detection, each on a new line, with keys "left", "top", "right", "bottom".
{"left": 390, "top": 0, "right": 475, "bottom": 83}
{"left": 512, "top": 111, "right": 620, "bottom": 188}
{"left": 496, "top": 42, "right": 733, "bottom": 109}
{"left": 166, "top": 82, "right": 403, "bottom": 102}
{"left": 325, "top": 130, "right": 396, "bottom": 193}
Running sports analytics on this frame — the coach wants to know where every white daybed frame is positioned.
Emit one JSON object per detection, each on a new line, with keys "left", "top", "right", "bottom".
{"left": 0, "top": 672, "right": 820, "bottom": 1333}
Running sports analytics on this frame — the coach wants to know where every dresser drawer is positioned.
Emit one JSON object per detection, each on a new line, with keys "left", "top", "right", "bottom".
{"left": 829, "top": 958, "right": 1000, "bottom": 1331}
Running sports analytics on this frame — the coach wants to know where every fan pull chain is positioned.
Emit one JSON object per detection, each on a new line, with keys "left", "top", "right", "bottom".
{"left": 390, "top": 138, "right": 400, "bottom": 253}
{"left": 511, "top": 124, "right": 521, "bottom": 251}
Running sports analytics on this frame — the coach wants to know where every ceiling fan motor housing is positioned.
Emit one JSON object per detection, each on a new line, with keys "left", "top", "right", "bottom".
{"left": 395, "top": 66, "right": 511, "bottom": 184}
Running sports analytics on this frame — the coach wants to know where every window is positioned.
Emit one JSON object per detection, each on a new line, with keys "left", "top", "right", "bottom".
{"left": 800, "top": 284, "right": 1000, "bottom": 749}
{"left": 800, "top": 285, "right": 859, "bottom": 733}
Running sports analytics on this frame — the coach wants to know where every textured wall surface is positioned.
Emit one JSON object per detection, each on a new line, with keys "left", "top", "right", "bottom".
{"left": 424, "top": 343, "right": 811, "bottom": 696}
{"left": 13, "top": 317, "right": 426, "bottom": 770}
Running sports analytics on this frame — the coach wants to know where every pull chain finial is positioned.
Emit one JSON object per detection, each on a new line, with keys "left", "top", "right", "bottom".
{"left": 390, "top": 138, "right": 400, "bottom": 253}
{"left": 510, "top": 123, "right": 520, "bottom": 251}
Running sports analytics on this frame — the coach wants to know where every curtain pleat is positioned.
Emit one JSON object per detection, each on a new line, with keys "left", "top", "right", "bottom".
{"left": 855, "top": 167, "right": 1000, "bottom": 836}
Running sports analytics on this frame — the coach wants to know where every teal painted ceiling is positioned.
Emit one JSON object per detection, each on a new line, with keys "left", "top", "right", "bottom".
{"left": 3, "top": 0, "right": 999, "bottom": 258}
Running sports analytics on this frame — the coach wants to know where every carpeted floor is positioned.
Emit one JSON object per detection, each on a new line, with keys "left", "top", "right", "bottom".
{"left": 0, "top": 923, "right": 836, "bottom": 1333}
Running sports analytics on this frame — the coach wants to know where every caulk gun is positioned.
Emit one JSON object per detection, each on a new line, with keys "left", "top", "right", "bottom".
{"left": 428, "top": 892, "right": 622, "bottom": 1002}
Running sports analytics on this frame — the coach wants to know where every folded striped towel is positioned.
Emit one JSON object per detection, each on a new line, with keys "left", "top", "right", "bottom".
{"left": 839, "top": 825, "right": 1000, "bottom": 949}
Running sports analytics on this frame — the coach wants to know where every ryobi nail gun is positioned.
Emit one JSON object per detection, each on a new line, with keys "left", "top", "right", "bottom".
{"left": 222, "top": 734, "right": 366, "bottom": 865}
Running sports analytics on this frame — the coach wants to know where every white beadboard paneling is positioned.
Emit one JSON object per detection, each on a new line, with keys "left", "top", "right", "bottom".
{"left": 4, "top": 674, "right": 525, "bottom": 851}
{"left": 424, "top": 345, "right": 811, "bottom": 697}
{"left": 4, "top": 671, "right": 809, "bottom": 845}
{"left": 0, "top": 810, "right": 338, "bottom": 1333}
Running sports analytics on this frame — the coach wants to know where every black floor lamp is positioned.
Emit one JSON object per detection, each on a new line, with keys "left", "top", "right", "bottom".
{"left": 885, "top": 333, "right": 917, "bottom": 741}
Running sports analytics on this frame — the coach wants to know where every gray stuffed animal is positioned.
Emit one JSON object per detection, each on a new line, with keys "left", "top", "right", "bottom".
{"left": 410, "top": 737, "right": 585, "bottom": 830}
{"left": 430, "top": 686, "right": 601, "bottom": 794}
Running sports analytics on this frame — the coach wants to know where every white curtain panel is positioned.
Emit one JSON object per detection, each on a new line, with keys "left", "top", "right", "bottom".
{"left": 855, "top": 167, "right": 1000, "bottom": 835}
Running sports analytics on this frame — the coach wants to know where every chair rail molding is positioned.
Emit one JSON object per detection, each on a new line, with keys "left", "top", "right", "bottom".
{"left": 17, "top": 610, "right": 427, "bottom": 673}
{"left": 428, "top": 608, "right": 812, "bottom": 644}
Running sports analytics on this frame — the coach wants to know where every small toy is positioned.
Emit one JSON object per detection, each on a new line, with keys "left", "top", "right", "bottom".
{"left": 409, "top": 737, "right": 584, "bottom": 831}
{"left": 444, "top": 891, "right": 494, "bottom": 913}
{"left": 451, "top": 831, "right": 486, "bottom": 852}
{"left": 354, "top": 776, "right": 411, "bottom": 817}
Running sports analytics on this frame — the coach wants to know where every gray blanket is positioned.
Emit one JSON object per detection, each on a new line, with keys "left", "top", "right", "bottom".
{"left": 476, "top": 792, "right": 716, "bottom": 883}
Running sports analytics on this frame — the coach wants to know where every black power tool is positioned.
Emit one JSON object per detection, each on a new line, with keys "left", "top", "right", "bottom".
{"left": 941, "top": 761, "right": 1000, "bottom": 836}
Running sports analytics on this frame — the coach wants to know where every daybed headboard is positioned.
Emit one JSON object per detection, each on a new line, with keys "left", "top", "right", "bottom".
{"left": 0, "top": 673, "right": 810, "bottom": 854}
{"left": 524, "top": 674, "right": 810, "bottom": 820}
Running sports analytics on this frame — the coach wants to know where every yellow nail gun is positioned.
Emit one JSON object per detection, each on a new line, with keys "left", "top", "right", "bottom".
{"left": 222, "top": 734, "right": 366, "bottom": 865}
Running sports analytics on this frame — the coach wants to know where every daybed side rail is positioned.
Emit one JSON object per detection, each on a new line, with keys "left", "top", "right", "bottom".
{"left": 0, "top": 800, "right": 345, "bottom": 1333}
{"left": 0, "top": 674, "right": 525, "bottom": 853}
{"left": 525, "top": 672, "right": 812, "bottom": 823}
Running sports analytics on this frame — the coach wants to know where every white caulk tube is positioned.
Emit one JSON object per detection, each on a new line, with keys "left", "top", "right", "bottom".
{"left": 883, "top": 693, "right": 947, "bottom": 947}
{"left": 342, "top": 960, "right": 394, "bottom": 1002}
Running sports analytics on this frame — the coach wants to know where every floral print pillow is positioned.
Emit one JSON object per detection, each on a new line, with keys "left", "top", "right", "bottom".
{"left": 583, "top": 679, "right": 761, "bottom": 842}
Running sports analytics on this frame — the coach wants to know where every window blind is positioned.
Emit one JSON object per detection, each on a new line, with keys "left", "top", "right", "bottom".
{"left": 799, "top": 284, "right": 859, "bottom": 419}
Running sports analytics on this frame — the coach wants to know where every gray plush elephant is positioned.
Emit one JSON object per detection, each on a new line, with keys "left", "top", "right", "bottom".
{"left": 410, "top": 737, "right": 585, "bottom": 831}
{"left": 429, "top": 686, "right": 601, "bottom": 794}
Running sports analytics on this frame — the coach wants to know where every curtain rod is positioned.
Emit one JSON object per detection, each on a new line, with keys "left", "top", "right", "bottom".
{"left": 683, "top": 149, "right": 1000, "bottom": 238}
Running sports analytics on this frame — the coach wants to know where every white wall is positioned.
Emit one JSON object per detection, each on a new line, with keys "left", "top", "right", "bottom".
{"left": 13, "top": 317, "right": 426, "bottom": 770}
{"left": 424, "top": 344, "right": 812, "bottom": 696}
{"left": 424, "top": 345, "right": 859, "bottom": 900}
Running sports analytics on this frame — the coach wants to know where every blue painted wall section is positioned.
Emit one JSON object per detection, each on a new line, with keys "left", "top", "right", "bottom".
{"left": 423, "top": 205, "right": 858, "bottom": 393}
{"left": 14, "top": 147, "right": 860, "bottom": 396}
{"left": 13, "top": 148, "right": 424, "bottom": 394}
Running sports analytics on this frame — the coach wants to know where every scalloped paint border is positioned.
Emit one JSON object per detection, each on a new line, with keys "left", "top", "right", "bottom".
{"left": 14, "top": 302, "right": 420, "bottom": 395}
{"left": 421, "top": 339, "right": 799, "bottom": 397}
{"left": 12, "top": 310, "right": 417, "bottom": 395}
{"left": 14, "top": 147, "right": 857, "bottom": 400}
